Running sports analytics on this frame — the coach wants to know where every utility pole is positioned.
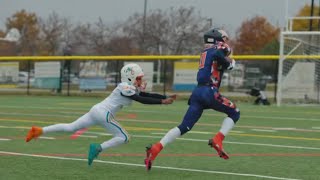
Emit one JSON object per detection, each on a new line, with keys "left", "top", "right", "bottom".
{"left": 142, "top": 0, "right": 147, "bottom": 54}
{"left": 309, "top": 0, "right": 315, "bottom": 31}
{"left": 318, "top": 0, "right": 320, "bottom": 30}
{"left": 207, "top": 18, "right": 212, "bottom": 27}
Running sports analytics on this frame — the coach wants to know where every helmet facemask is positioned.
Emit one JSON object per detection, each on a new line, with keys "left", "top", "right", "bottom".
{"left": 218, "top": 30, "right": 229, "bottom": 43}
{"left": 134, "top": 75, "right": 147, "bottom": 92}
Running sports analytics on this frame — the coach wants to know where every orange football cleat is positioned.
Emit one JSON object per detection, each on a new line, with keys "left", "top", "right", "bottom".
{"left": 25, "top": 126, "right": 43, "bottom": 142}
{"left": 208, "top": 132, "right": 229, "bottom": 160}
{"left": 144, "top": 142, "right": 163, "bottom": 171}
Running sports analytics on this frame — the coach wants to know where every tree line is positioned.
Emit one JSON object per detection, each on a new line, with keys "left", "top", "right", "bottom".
{"left": 0, "top": 4, "right": 317, "bottom": 74}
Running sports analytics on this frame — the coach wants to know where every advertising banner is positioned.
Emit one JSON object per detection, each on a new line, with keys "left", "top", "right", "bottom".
{"left": 0, "top": 62, "right": 18, "bottom": 88}
{"left": 79, "top": 61, "right": 107, "bottom": 90}
{"left": 34, "top": 62, "right": 61, "bottom": 89}
{"left": 173, "top": 62, "right": 197, "bottom": 91}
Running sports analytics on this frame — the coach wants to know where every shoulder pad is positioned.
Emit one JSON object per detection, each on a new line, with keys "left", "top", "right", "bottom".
{"left": 118, "top": 82, "right": 136, "bottom": 96}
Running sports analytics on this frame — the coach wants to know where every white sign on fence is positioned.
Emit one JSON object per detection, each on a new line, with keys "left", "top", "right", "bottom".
{"left": 35, "top": 62, "right": 61, "bottom": 78}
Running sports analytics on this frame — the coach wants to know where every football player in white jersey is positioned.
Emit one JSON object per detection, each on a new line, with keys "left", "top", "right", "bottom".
{"left": 25, "top": 63, "right": 176, "bottom": 166}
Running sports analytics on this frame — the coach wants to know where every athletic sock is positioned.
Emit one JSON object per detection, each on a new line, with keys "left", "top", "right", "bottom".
{"left": 160, "top": 127, "right": 181, "bottom": 147}
{"left": 219, "top": 117, "right": 235, "bottom": 136}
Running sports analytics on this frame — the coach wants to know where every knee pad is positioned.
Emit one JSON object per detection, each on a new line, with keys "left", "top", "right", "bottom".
{"left": 178, "top": 124, "right": 192, "bottom": 135}
{"left": 229, "top": 109, "right": 240, "bottom": 123}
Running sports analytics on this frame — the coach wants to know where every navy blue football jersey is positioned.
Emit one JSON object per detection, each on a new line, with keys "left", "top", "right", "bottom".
{"left": 197, "top": 45, "right": 231, "bottom": 88}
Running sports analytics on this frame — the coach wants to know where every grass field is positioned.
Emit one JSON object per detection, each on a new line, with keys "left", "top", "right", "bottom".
{"left": 0, "top": 95, "right": 320, "bottom": 180}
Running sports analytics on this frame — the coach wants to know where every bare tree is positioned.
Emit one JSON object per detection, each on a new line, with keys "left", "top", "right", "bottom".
{"left": 123, "top": 7, "right": 209, "bottom": 55}
{"left": 67, "top": 19, "right": 122, "bottom": 55}
{"left": 166, "top": 7, "right": 208, "bottom": 54}
{"left": 88, "top": 18, "right": 125, "bottom": 55}
{"left": 69, "top": 23, "right": 94, "bottom": 55}
{"left": 39, "top": 12, "right": 71, "bottom": 55}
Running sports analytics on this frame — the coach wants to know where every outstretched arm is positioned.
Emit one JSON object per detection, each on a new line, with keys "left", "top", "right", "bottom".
{"left": 118, "top": 82, "right": 174, "bottom": 105}
{"left": 122, "top": 93, "right": 174, "bottom": 105}
{"left": 139, "top": 92, "right": 167, "bottom": 99}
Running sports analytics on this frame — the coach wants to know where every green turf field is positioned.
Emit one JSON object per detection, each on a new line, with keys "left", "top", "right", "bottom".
{"left": 0, "top": 95, "right": 319, "bottom": 180}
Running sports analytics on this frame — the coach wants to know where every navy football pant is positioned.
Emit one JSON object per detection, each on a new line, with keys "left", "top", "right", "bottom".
{"left": 178, "top": 86, "right": 240, "bottom": 135}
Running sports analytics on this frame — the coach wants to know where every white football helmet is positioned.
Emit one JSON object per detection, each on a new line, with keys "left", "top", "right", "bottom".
{"left": 120, "top": 63, "right": 144, "bottom": 85}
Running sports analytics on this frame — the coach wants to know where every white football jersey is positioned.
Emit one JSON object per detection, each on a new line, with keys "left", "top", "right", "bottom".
{"left": 96, "top": 82, "right": 138, "bottom": 115}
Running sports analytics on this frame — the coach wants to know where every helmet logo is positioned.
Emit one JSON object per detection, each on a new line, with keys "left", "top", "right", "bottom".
{"left": 125, "top": 67, "right": 135, "bottom": 75}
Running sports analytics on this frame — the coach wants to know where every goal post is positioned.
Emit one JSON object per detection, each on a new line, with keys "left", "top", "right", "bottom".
{"left": 277, "top": 31, "right": 320, "bottom": 106}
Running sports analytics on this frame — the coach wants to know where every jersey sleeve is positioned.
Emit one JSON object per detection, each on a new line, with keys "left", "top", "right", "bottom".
{"left": 128, "top": 94, "right": 162, "bottom": 104}
{"left": 139, "top": 92, "right": 167, "bottom": 99}
{"left": 118, "top": 82, "right": 136, "bottom": 96}
{"left": 214, "top": 50, "right": 231, "bottom": 70}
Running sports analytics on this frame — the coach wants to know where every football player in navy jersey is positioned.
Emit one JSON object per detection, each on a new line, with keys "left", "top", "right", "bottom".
{"left": 144, "top": 29, "right": 240, "bottom": 171}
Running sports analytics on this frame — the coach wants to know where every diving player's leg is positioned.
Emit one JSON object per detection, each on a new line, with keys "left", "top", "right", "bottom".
{"left": 88, "top": 111, "right": 129, "bottom": 166}
{"left": 144, "top": 103, "right": 203, "bottom": 171}
{"left": 209, "top": 92, "right": 240, "bottom": 159}
{"left": 25, "top": 112, "right": 95, "bottom": 142}
{"left": 100, "top": 112, "right": 130, "bottom": 149}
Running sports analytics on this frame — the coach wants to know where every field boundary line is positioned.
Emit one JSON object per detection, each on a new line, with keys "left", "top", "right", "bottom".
{"left": 0, "top": 151, "right": 301, "bottom": 180}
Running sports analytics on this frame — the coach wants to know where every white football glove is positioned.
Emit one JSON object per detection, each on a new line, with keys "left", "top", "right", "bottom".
{"left": 227, "top": 59, "right": 236, "bottom": 70}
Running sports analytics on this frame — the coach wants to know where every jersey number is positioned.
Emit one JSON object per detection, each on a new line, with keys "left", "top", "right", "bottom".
{"left": 199, "top": 52, "right": 207, "bottom": 69}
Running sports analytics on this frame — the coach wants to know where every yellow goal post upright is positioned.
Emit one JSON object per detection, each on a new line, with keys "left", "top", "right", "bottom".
{"left": 277, "top": 28, "right": 320, "bottom": 106}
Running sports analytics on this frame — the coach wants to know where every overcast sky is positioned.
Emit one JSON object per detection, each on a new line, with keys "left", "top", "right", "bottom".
{"left": 0, "top": 0, "right": 312, "bottom": 37}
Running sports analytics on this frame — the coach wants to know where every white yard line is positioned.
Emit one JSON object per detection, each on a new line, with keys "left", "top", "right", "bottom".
{"left": 84, "top": 131, "right": 320, "bottom": 150}
{"left": 0, "top": 105, "right": 320, "bottom": 122}
{"left": 39, "top": 137, "right": 55, "bottom": 140}
{"left": 0, "top": 138, "right": 10, "bottom": 141}
{"left": 0, "top": 126, "right": 29, "bottom": 129}
{"left": 225, "top": 141, "right": 320, "bottom": 150}
{"left": 0, "top": 125, "right": 319, "bottom": 150}
{"left": 251, "top": 129, "right": 277, "bottom": 132}
{"left": 189, "top": 130, "right": 244, "bottom": 134}
{"left": 1, "top": 111, "right": 320, "bottom": 133}
{"left": 139, "top": 134, "right": 320, "bottom": 150}
{"left": 151, "top": 132, "right": 167, "bottom": 135}
{"left": 273, "top": 128, "right": 296, "bottom": 130}
{"left": 0, "top": 151, "right": 301, "bottom": 180}
{"left": 229, "top": 130, "right": 244, "bottom": 133}
{"left": 85, "top": 131, "right": 112, "bottom": 136}
{"left": 76, "top": 135, "right": 97, "bottom": 138}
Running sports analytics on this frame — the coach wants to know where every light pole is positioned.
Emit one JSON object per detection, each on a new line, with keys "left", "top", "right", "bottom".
{"left": 309, "top": 0, "right": 315, "bottom": 31}
{"left": 142, "top": 0, "right": 147, "bottom": 53}
{"left": 207, "top": 18, "right": 212, "bottom": 28}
